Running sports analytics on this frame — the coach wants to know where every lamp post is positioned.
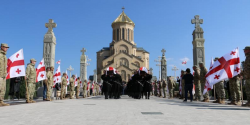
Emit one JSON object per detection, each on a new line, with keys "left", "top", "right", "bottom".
{"left": 154, "top": 56, "right": 161, "bottom": 80}
{"left": 172, "top": 65, "right": 179, "bottom": 81}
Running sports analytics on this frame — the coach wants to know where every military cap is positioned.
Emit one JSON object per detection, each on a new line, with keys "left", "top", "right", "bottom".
{"left": 1, "top": 43, "right": 9, "bottom": 48}
{"left": 50, "top": 66, "right": 54, "bottom": 69}
{"left": 193, "top": 65, "right": 198, "bottom": 68}
{"left": 214, "top": 57, "right": 219, "bottom": 61}
{"left": 243, "top": 46, "right": 250, "bottom": 50}
{"left": 30, "top": 58, "right": 36, "bottom": 62}
{"left": 63, "top": 73, "right": 66, "bottom": 75}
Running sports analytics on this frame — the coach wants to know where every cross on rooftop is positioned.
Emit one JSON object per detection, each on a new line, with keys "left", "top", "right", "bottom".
{"left": 191, "top": 15, "right": 203, "bottom": 28}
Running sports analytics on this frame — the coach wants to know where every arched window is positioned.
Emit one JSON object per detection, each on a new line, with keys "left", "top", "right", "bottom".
{"left": 135, "top": 61, "right": 140, "bottom": 67}
{"left": 128, "top": 29, "right": 130, "bottom": 41}
{"left": 119, "top": 45, "right": 128, "bottom": 54}
{"left": 119, "top": 58, "right": 129, "bottom": 67}
{"left": 117, "top": 29, "right": 119, "bottom": 41}
{"left": 122, "top": 28, "right": 125, "bottom": 40}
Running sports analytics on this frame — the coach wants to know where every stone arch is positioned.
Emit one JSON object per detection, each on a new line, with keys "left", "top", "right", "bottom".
{"left": 118, "top": 58, "right": 129, "bottom": 67}
{"left": 134, "top": 61, "right": 140, "bottom": 67}
{"left": 119, "top": 44, "right": 128, "bottom": 54}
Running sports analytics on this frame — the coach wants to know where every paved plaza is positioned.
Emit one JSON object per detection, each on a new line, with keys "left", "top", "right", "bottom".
{"left": 1, "top": 96, "right": 250, "bottom": 125}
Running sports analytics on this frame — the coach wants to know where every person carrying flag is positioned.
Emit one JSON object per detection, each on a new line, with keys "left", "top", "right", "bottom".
{"left": 0, "top": 43, "right": 9, "bottom": 106}
{"left": 242, "top": 46, "right": 250, "bottom": 106}
{"left": 199, "top": 62, "right": 209, "bottom": 102}
{"left": 82, "top": 80, "right": 87, "bottom": 98}
{"left": 25, "top": 58, "right": 37, "bottom": 103}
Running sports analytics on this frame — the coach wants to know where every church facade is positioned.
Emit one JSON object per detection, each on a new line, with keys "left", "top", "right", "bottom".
{"left": 96, "top": 11, "right": 150, "bottom": 82}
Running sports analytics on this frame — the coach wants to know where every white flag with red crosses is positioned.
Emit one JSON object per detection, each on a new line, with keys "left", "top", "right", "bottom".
{"left": 36, "top": 58, "right": 46, "bottom": 82}
{"left": 203, "top": 57, "right": 214, "bottom": 95}
{"left": 53, "top": 65, "right": 61, "bottom": 86}
{"left": 6, "top": 49, "right": 25, "bottom": 79}
{"left": 74, "top": 74, "right": 78, "bottom": 87}
{"left": 205, "top": 47, "right": 240, "bottom": 91}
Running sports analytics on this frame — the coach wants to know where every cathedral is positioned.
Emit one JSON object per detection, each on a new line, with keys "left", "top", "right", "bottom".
{"left": 96, "top": 10, "right": 150, "bottom": 83}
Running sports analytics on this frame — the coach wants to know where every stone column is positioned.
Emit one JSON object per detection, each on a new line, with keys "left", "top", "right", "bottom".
{"left": 161, "top": 49, "right": 167, "bottom": 81}
{"left": 191, "top": 15, "right": 205, "bottom": 66}
{"left": 43, "top": 19, "right": 57, "bottom": 68}
{"left": 80, "top": 48, "right": 87, "bottom": 81}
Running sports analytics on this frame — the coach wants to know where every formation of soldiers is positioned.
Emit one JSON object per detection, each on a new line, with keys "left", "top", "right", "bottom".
{"left": 126, "top": 68, "right": 152, "bottom": 99}
{"left": 1, "top": 43, "right": 250, "bottom": 107}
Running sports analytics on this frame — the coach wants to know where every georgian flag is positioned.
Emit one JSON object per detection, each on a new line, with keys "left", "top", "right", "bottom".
{"left": 36, "top": 58, "right": 46, "bottom": 82}
{"left": 106, "top": 67, "right": 116, "bottom": 75}
{"left": 56, "top": 60, "right": 61, "bottom": 64}
{"left": 204, "top": 47, "right": 240, "bottom": 95}
{"left": 87, "top": 81, "right": 90, "bottom": 91}
{"left": 74, "top": 74, "right": 78, "bottom": 87}
{"left": 139, "top": 67, "right": 148, "bottom": 74}
{"left": 6, "top": 49, "right": 25, "bottom": 79}
{"left": 53, "top": 65, "right": 61, "bottom": 85}
{"left": 65, "top": 70, "right": 69, "bottom": 94}
{"left": 203, "top": 57, "right": 214, "bottom": 94}
{"left": 182, "top": 61, "right": 187, "bottom": 64}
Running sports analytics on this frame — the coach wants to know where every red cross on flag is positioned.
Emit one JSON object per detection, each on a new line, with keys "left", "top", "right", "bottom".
{"left": 6, "top": 49, "right": 25, "bottom": 79}
{"left": 36, "top": 58, "right": 46, "bottom": 82}
{"left": 87, "top": 81, "right": 90, "bottom": 91}
{"left": 204, "top": 47, "right": 240, "bottom": 95}
{"left": 56, "top": 60, "right": 61, "bottom": 64}
{"left": 182, "top": 61, "right": 187, "bottom": 64}
{"left": 53, "top": 65, "right": 61, "bottom": 86}
{"left": 139, "top": 67, "right": 148, "bottom": 74}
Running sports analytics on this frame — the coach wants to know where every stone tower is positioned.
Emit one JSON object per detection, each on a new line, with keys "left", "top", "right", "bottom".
{"left": 80, "top": 48, "right": 87, "bottom": 81}
{"left": 191, "top": 15, "right": 205, "bottom": 66}
{"left": 161, "top": 49, "right": 167, "bottom": 81}
{"left": 43, "top": 19, "right": 57, "bottom": 68}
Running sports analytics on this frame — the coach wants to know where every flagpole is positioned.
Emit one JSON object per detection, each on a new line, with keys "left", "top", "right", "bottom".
{"left": 241, "top": 78, "right": 243, "bottom": 105}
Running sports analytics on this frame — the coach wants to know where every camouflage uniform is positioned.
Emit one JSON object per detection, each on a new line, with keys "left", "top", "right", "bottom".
{"left": 82, "top": 81, "right": 87, "bottom": 98}
{"left": 69, "top": 77, "right": 75, "bottom": 99}
{"left": 168, "top": 78, "right": 175, "bottom": 98}
{"left": 96, "top": 84, "right": 99, "bottom": 95}
{"left": 228, "top": 75, "right": 241, "bottom": 105}
{"left": 162, "top": 80, "right": 167, "bottom": 98}
{"left": 158, "top": 81, "right": 162, "bottom": 97}
{"left": 26, "top": 59, "right": 37, "bottom": 103}
{"left": 76, "top": 79, "right": 80, "bottom": 99}
{"left": 199, "top": 62, "right": 209, "bottom": 102}
{"left": 46, "top": 70, "right": 53, "bottom": 100}
{"left": 154, "top": 81, "right": 158, "bottom": 96}
{"left": 0, "top": 43, "right": 9, "bottom": 106}
{"left": 193, "top": 66, "right": 201, "bottom": 101}
{"left": 243, "top": 46, "right": 250, "bottom": 106}
{"left": 61, "top": 76, "right": 67, "bottom": 99}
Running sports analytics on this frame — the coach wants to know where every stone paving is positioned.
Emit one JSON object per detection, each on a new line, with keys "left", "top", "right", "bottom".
{"left": 0, "top": 96, "right": 250, "bottom": 125}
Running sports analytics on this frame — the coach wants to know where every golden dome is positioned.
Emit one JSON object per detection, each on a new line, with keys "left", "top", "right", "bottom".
{"left": 112, "top": 11, "right": 135, "bottom": 26}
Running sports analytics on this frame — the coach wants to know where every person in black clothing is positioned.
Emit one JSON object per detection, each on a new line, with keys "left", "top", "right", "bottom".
{"left": 9, "top": 77, "right": 21, "bottom": 100}
{"left": 182, "top": 68, "right": 194, "bottom": 102}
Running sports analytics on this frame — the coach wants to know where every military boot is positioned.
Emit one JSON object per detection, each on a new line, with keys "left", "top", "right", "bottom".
{"left": 235, "top": 100, "right": 242, "bottom": 106}
{"left": 26, "top": 99, "right": 31, "bottom": 103}
{"left": 242, "top": 101, "right": 250, "bottom": 107}
{"left": 31, "top": 100, "right": 36, "bottom": 103}
{"left": 213, "top": 99, "right": 219, "bottom": 103}
{"left": 0, "top": 101, "right": 10, "bottom": 106}
{"left": 202, "top": 98, "right": 210, "bottom": 102}
{"left": 228, "top": 100, "right": 236, "bottom": 105}
{"left": 219, "top": 99, "right": 225, "bottom": 104}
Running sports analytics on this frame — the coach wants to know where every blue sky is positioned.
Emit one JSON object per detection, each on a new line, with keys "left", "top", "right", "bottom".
{"left": 0, "top": 0, "right": 249, "bottom": 79}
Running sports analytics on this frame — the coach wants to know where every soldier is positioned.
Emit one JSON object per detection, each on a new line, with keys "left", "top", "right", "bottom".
{"left": 193, "top": 65, "right": 201, "bottom": 101}
{"left": 168, "top": 77, "right": 175, "bottom": 99}
{"left": 46, "top": 67, "right": 53, "bottom": 101}
{"left": 181, "top": 70, "right": 185, "bottom": 99}
{"left": 82, "top": 80, "right": 87, "bottom": 98}
{"left": 154, "top": 80, "right": 158, "bottom": 96}
{"left": 69, "top": 75, "right": 76, "bottom": 99}
{"left": 0, "top": 43, "right": 10, "bottom": 106}
{"left": 87, "top": 80, "right": 91, "bottom": 97}
{"left": 158, "top": 81, "right": 162, "bottom": 97}
{"left": 76, "top": 77, "right": 80, "bottom": 99}
{"left": 228, "top": 75, "right": 241, "bottom": 105}
{"left": 61, "top": 73, "right": 67, "bottom": 100}
{"left": 213, "top": 57, "right": 226, "bottom": 104}
{"left": 96, "top": 83, "right": 100, "bottom": 96}
{"left": 25, "top": 58, "right": 37, "bottom": 103}
{"left": 162, "top": 79, "right": 167, "bottom": 98}
{"left": 242, "top": 46, "right": 250, "bottom": 106}
{"left": 199, "top": 62, "right": 209, "bottom": 102}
